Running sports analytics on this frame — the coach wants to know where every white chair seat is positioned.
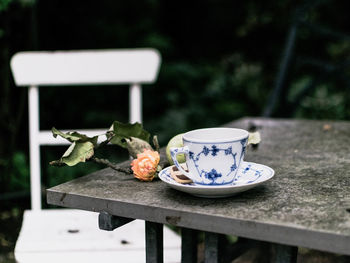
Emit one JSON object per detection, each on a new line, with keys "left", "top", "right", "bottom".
{"left": 15, "top": 209, "right": 181, "bottom": 263}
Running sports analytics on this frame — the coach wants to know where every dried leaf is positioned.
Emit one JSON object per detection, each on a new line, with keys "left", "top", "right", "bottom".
{"left": 323, "top": 124, "right": 332, "bottom": 131}
{"left": 248, "top": 131, "right": 261, "bottom": 145}
{"left": 125, "top": 137, "right": 153, "bottom": 158}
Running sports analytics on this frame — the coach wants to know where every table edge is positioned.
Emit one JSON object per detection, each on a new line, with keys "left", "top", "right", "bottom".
{"left": 47, "top": 188, "right": 350, "bottom": 256}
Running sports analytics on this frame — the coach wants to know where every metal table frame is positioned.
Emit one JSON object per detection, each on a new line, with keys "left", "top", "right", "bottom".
{"left": 98, "top": 212, "right": 297, "bottom": 263}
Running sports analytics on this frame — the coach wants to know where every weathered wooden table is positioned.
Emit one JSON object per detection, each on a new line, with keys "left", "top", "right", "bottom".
{"left": 47, "top": 118, "right": 350, "bottom": 262}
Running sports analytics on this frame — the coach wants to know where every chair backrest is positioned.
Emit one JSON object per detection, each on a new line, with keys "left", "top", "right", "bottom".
{"left": 11, "top": 49, "right": 161, "bottom": 86}
{"left": 10, "top": 48, "right": 161, "bottom": 210}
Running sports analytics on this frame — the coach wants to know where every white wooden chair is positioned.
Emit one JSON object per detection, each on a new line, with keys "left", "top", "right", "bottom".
{"left": 10, "top": 49, "right": 181, "bottom": 263}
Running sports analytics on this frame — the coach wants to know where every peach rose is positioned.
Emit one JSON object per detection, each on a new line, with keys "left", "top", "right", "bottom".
{"left": 131, "top": 149, "right": 160, "bottom": 181}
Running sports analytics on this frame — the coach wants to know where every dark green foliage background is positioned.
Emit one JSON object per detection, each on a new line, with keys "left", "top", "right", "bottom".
{"left": 1, "top": 0, "right": 350, "bottom": 207}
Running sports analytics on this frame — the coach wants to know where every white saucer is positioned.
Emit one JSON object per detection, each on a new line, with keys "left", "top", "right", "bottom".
{"left": 158, "top": 161, "right": 274, "bottom": 198}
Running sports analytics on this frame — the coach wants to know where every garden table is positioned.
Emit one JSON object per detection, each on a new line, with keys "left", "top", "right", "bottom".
{"left": 47, "top": 117, "right": 350, "bottom": 262}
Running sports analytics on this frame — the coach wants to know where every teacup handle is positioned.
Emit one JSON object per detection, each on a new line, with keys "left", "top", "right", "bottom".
{"left": 170, "top": 146, "right": 192, "bottom": 179}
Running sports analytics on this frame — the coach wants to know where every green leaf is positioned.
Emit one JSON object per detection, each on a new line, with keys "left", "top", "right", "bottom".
{"left": 52, "top": 127, "right": 98, "bottom": 146}
{"left": 110, "top": 121, "right": 150, "bottom": 148}
{"left": 60, "top": 141, "right": 95, "bottom": 166}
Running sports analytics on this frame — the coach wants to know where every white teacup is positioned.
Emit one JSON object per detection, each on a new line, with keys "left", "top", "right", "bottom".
{"left": 170, "top": 128, "right": 249, "bottom": 185}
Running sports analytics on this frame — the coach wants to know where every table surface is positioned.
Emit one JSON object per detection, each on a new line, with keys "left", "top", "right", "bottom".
{"left": 47, "top": 117, "right": 350, "bottom": 255}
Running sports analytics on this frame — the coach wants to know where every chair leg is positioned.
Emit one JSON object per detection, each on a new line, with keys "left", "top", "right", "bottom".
{"left": 28, "top": 85, "right": 41, "bottom": 210}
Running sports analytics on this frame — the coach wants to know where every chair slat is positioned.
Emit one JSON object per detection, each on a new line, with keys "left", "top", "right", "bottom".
{"left": 38, "top": 129, "right": 108, "bottom": 145}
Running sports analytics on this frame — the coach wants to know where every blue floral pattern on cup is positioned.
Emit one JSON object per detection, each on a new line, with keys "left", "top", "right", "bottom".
{"left": 170, "top": 128, "right": 249, "bottom": 186}
{"left": 190, "top": 139, "right": 247, "bottom": 185}
{"left": 188, "top": 145, "right": 239, "bottom": 184}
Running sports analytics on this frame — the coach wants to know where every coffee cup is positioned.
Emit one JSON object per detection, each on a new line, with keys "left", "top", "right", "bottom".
{"left": 170, "top": 127, "right": 249, "bottom": 185}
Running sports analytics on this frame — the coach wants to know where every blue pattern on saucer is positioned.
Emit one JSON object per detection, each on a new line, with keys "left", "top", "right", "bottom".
{"left": 158, "top": 161, "right": 274, "bottom": 198}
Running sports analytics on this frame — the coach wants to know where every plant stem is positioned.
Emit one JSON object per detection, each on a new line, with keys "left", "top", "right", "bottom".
{"left": 94, "top": 131, "right": 114, "bottom": 150}
{"left": 153, "top": 135, "right": 160, "bottom": 153}
{"left": 90, "top": 157, "right": 132, "bottom": 174}
{"left": 49, "top": 160, "right": 66, "bottom": 167}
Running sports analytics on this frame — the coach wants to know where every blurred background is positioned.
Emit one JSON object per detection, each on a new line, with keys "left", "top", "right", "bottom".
{"left": 1, "top": 0, "right": 350, "bottom": 261}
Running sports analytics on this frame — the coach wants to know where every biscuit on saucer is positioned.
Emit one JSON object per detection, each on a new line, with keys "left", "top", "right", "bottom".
{"left": 170, "top": 163, "right": 192, "bottom": 184}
